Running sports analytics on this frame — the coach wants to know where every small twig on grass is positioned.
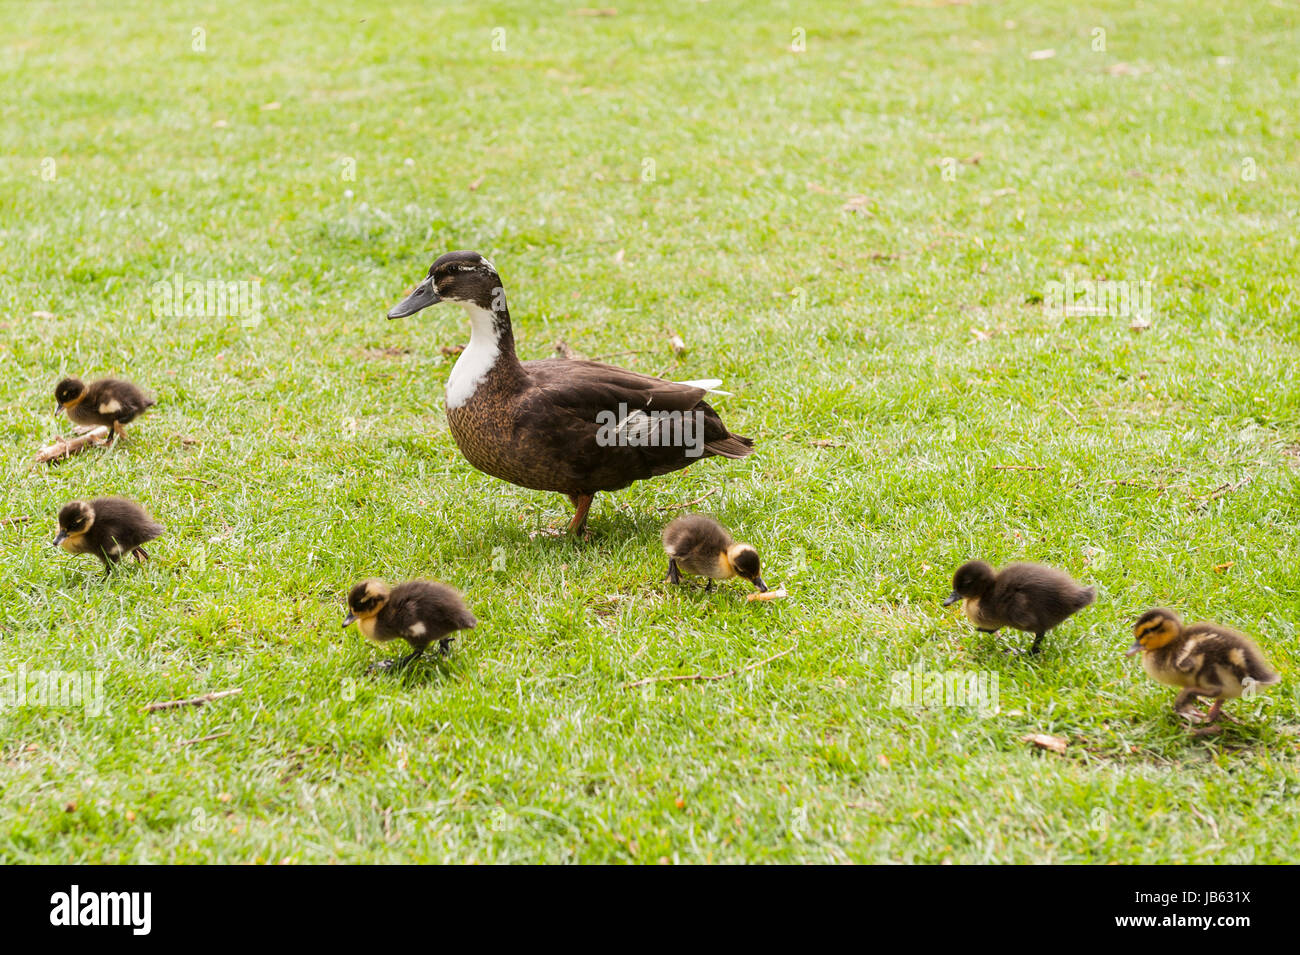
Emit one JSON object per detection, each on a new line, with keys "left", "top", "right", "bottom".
{"left": 622, "top": 644, "right": 795, "bottom": 689}
{"left": 177, "top": 731, "right": 231, "bottom": 747}
{"left": 143, "top": 688, "right": 241, "bottom": 713}
{"left": 992, "top": 465, "right": 1046, "bottom": 472}
{"left": 1197, "top": 477, "right": 1251, "bottom": 507}
{"left": 177, "top": 475, "right": 218, "bottom": 487}
{"left": 33, "top": 426, "right": 110, "bottom": 465}
{"left": 1051, "top": 400, "right": 1081, "bottom": 426}
{"left": 0, "top": 516, "right": 32, "bottom": 526}
{"left": 655, "top": 488, "right": 717, "bottom": 512}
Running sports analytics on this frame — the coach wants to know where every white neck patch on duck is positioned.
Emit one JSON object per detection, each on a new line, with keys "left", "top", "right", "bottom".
{"left": 446, "top": 302, "right": 501, "bottom": 410}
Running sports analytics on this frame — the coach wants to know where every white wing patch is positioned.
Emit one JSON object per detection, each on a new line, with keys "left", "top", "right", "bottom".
{"left": 409, "top": 621, "right": 427, "bottom": 637}
{"left": 99, "top": 399, "right": 123, "bottom": 414}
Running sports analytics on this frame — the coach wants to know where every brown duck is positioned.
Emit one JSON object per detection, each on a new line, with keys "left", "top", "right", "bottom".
{"left": 943, "top": 559, "right": 1095, "bottom": 653}
{"left": 387, "top": 251, "right": 754, "bottom": 535}
{"left": 55, "top": 377, "right": 154, "bottom": 443}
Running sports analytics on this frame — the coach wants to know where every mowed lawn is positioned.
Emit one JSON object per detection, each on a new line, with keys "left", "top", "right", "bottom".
{"left": 1, "top": 1, "right": 1298, "bottom": 863}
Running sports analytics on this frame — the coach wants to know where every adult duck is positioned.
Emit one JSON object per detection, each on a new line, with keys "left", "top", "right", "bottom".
{"left": 387, "top": 251, "right": 754, "bottom": 535}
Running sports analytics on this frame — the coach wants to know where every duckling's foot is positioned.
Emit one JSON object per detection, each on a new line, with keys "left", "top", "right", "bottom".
{"left": 437, "top": 638, "right": 455, "bottom": 657}
{"left": 666, "top": 559, "right": 682, "bottom": 585}
{"left": 1191, "top": 724, "right": 1224, "bottom": 737}
{"left": 1028, "top": 632, "right": 1046, "bottom": 654}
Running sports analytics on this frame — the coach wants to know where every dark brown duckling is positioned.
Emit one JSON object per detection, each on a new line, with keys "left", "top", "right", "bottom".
{"left": 55, "top": 377, "right": 155, "bottom": 444}
{"left": 53, "top": 497, "right": 164, "bottom": 574}
{"left": 342, "top": 579, "right": 477, "bottom": 672}
{"left": 386, "top": 251, "right": 754, "bottom": 536}
{"left": 943, "top": 559, "right": 1094, "bottom": 653}
{"left": 1126, "top": 607, "right": 1280, "bottom": 734}
{"left": 662, "top": 514, "right": 767, "bottom": 593}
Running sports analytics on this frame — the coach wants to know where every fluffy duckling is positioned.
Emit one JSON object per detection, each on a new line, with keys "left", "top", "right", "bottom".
{"left": 943, "top": 559, "right": 1095, "bottom": 653}
{"left": 55, "top": 377, "right": 154, "bottom": 444}
{"left": 662, "top": 515, "right": 768, "bottom": 594}
{"left": 53, "top": 497, "right": 164, "bottom": 574}
{"left": 343, "top": 579, "right": 477, "bottom": 672}
{"left": 1127, "top": 608, "right": 1280, "bottom": 733}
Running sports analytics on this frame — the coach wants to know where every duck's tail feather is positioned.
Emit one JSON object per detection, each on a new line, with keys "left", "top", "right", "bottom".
{"left": 705, "top": 434, "right": 754, "bottom": 459}
{"left": 1076, "top": 586, "right": 1097, "bottom": 610}
{"left": 676, "top": 378, "right": 733, "bottom": 396}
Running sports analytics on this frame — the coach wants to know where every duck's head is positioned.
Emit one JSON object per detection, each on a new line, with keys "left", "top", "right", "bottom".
{"left": 726, "top": 542, "right": 768, "bottom": 593}
{"left": 943, "top": 559, "right": 995, "bottom": 606}
{"left": 53, "top": 500, "right": 95, "bottom": 546}
{"left": 1126, "top": 607, "right": 1182, "bottom": 657}
{"left": 387, "top": 251, "right": 503, "bottom": 319}
{"left": 54, "top": 377, "right": 87, "bottom": 413}
{"left": 343, "top": 579, "right": 391, "bottom": 627}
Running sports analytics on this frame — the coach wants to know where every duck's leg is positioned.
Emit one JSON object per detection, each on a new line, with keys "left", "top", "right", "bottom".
{"left": 132, "top": 546, "right": 149, "bottom": 563}
{"left": 1028, "top": 631, "right": 1046, "bottom": 653}
{"left": 704, "top": 579, "right": 714, "bottom": 593}
{"left": 666, "top": 559, "right": 681, "bottom": 585}
{"left": 438, "top": 637, "right": 455, "bottom": 656}
{"left": 566, "top": 493, "right": 594, "bottom": 537}
{"left": 1173, "top": 689, "right": 1210, "bottom": 721}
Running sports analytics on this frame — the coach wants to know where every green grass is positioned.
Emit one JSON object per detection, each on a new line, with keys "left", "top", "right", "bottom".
{"left": 2, "top": 0, "right": 1298, "bottom": 863}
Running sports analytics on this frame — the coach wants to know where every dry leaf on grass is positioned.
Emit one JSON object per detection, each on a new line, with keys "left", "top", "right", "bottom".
{"left": 1028, "top": 49, "right": 1057, "bottom": 61}
{"left": 1022, "top": 733, "right": 1068, "bottom": 754}
{"left": 747, "top": 587, "right": 788, "bottom": 602}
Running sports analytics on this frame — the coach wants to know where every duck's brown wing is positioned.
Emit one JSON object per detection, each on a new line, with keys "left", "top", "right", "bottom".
{"left": 524, "top": 359, "right": 752, "bottom": 453}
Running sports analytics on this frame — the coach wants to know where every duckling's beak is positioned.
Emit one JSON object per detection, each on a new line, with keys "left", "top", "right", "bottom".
{"left": 752, "top": 577, "right": 769, "bottom": 593}
{"left": 1124, "top": 640, "right": 1143, "bottom": 657}
{"left": 55, "top": 403, "right": 65, "bottom": 415}
{"left": 942, "top": 590, "right": 961, "bottom": 607}
{"left": 341, "top": 612, "right": 357, "bottom": 628}
{"left": 387, "top": 276, "right": 440, "bottom": 319}
{"left": 52, "top": 530, "right": 67, "bottom": 546}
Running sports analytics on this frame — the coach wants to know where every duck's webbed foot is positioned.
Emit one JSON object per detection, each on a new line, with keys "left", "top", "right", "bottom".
{"left": 1028, "top": 632, "right": 1046, "bottom": 654}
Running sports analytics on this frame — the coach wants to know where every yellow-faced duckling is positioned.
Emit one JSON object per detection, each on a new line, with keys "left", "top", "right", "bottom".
{"left": 387, "top": 251, "right": 753, "bottom": 536}
{"left": 662, "top": 514, "right": 768, "bottom": 594}
{"left": 1127, "top": 608, "right": 1280, "bottom": 734}
{"left": 343, "top": 579, "right": 477, "bottom": 672}
{"left": 54, "top": 497, "right": 164, "bottom": 574}
{"left": 943, "top": 559, "right": 1095, "bottom": 653}
{"left": 55, "top": 377, "right": 155, "bottom": 444}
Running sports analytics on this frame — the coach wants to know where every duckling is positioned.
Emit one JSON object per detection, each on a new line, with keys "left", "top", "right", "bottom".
{"left": 943, "top": 559, "right": 1094, "bottom": 653}
{"left": 662, "top": 514, "right": 768, "bottom": 594}
{"left": 387, "top": 251, "right": 754, "bottom": 536}
{"left": 1126, "top": 608, "right": 1280, "bottom": 733}
{"left": 342, "top": 579, "right": 477, "bottom": 672}
{"left": 53, "top": 497, "right": 164, "bottom": 574}
{"left": 55, "top": 377, "right": 154, "bottom": 444}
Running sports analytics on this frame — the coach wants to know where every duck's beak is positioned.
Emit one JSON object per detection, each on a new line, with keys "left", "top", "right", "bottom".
{"left": 55, "top": 403, "right": 65, "bottom": 415}
{"left": 387, "top": 276, "right": 440, "bottom": 319}
{"left": 942, "top": 590, "right": 961, "bottom": 607}
{"left": 52, "top": 530, "right": 67, "bottom": 546}
{"left": 752, "top": 577, "right": 769, "bottom": 593}
{"left": 342, "top": 612, "right": 357, "bottom": 628}
{"left": 1124, "top": 640, "right": 1143, "bottom": 657}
